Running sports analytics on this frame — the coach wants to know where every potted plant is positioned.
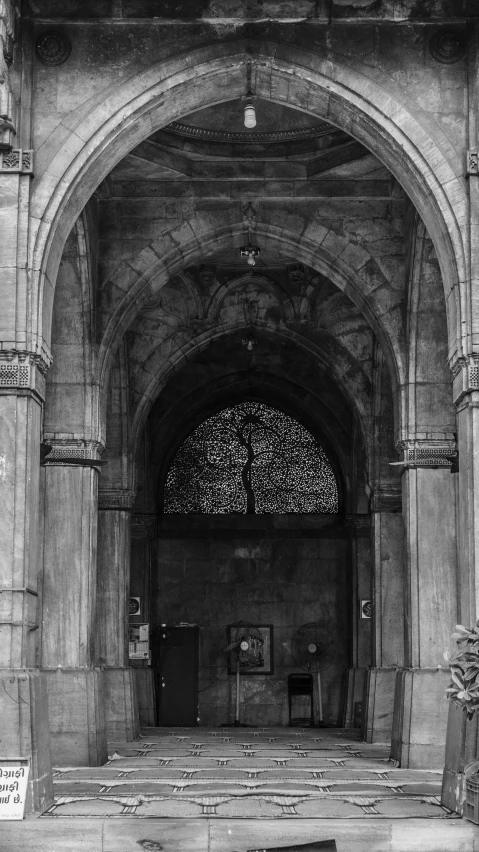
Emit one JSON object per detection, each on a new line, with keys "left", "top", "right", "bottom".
{"left": 446, "top": 622, "right": 479, "bottom": 718}
{"left": 445, "top": 622, "right": 479, "bottom": 822}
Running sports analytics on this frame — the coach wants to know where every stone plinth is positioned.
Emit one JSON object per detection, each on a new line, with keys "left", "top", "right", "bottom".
{"left": 442, "top": 700, "right": 479, "bottom": 814}
{"left": 391, "top": 668, "right": 450, "bottom": 768}
{"left": 41, "top": 668, "right": 107, "bottom": 766}
{"left": 133, "top": 667, "right": 156, "bottom": 727}
{"left": 97, "top": 500, "right": 140, "bottom": 742}
{"left": 0, "top": 669, "right": 53, "bottom": 812}
{"left": 103, "top": 667, "right": 139, "bottom": 741}
{"left": 362, "top": 667, "right": 397, "bottom": 744}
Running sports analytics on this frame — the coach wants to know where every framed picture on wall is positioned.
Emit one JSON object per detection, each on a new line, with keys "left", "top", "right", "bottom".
{"left": 226, "top": 624, "right": 274, "bottom": 675}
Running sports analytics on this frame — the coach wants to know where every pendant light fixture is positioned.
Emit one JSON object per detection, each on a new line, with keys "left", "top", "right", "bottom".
{"left": 240, "top": 228, "right": 260, "bottom": 266}
{"left": 242, "top": 61, "right": 256, "bottom": 129}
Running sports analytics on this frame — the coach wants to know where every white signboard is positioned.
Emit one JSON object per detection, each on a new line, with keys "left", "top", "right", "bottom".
{"left": 0, "top": 764, "right": 29, "bottom": 820}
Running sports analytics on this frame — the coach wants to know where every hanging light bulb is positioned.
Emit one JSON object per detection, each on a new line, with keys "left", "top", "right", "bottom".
{"left": 244, "top": 99, "right": 256, "bottom": 129}
{"left": 247, "top": 253, "right": 256, "bottom": 266}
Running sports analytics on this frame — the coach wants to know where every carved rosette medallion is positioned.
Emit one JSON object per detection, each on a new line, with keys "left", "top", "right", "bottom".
{"left": 429, "top": 30, "right": 466, "bottom": 65}
{"left": 35, "top": 31, "right": 71, "bottom": 66}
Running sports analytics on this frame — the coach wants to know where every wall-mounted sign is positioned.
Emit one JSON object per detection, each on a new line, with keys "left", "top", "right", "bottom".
{"left": 129, "top": 596, "right": 141, "bottom": 616}
{"left": 129, "top": 623, "right": 150, "bottom": 660}
{"left": 361, "top": 600, "right": 372, "bottom": 619}
{"left": 0, "top": 763, "right": 29, "bottom": 820}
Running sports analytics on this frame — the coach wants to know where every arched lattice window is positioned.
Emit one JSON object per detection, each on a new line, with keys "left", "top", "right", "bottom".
{"left": 163, "top": 402, "right": 338, "bottom": 514}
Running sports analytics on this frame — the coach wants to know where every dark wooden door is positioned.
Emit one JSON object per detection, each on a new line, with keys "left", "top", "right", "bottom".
{"left": 155, "top": 626, "right": 199, "bottom": 726}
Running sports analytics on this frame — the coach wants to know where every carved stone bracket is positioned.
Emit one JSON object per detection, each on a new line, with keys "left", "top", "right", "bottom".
{"left": 0, "top": 351, "right": 47, "bottom": 400}
{"left": 131, "top": 514, "right": 157, "bottom": 540}
{"left": 98, "top": 489, "right": 136, "bottom": 511}
{"left": 394, "top": 439, "right": 457, "bottom": 470}
{"left": 467, "top": 150, "right": 479, "bottom": 177}
{"left": 0, "top": 148, "right": 33, "bottom": 174}
{"left": 42, "top": 439, "right": 104, "bottom": 466}
{"left": 452, "top": 356, "right": 479, "bottom": 404}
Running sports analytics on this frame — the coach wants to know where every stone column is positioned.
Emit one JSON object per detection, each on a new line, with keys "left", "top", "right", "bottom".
{"left": 363, "top": 489, "right": 404, "bottom": 744}
{"left": 343, "top": 515, "right": 371, "bottom": 729}
{"left": 41, "top": 440, "right": 107, "bottom": 766}
{"left": 0, "top": 353, "right": 53, "bottom": 812}
{"left": 96, "top": 489, "right": 139, "bottom": 742}
{"left": 442, "top": 372, "right": 479, "bottom": 808}
{"left": 391, "top": 440, "right": 457, "bottom": 769}
{"left": 130, "top": 513, "right": 157, "bottom": 726}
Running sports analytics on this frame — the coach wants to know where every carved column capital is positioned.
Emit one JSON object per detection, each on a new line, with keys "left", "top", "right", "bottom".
{"left": 98, "top": 489, "right": 136, "bottom": 511}
{"left": 131, "top": 514, "right": 157, "bottom": 540}
{"left": 394, "top": 438, "right": 457, "bottom": 470}
{"left": 451, "top": 355, "right": 479, "bottom": 404}
{"left": 0, "top": 350, "right": 49, "bottom": 401}
{"left": 42, "top": 438, "right": 105, "bottom": 467}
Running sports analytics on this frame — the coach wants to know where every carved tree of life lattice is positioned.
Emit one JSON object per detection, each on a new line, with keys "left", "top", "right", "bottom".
{"left": 163, "top": 402, "right": 338, "bottom": 514}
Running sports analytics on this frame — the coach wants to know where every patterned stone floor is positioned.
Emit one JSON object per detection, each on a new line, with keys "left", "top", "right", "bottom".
{"left": 41, "top": 727, "right": 451, "bottom": 820}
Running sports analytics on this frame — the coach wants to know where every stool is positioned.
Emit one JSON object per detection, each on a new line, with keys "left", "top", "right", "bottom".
{"left": 288, "top": 673, "right": 314, "bottom": 727}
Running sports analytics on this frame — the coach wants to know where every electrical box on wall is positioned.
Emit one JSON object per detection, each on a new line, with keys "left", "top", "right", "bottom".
{"left": 129, "top": 623, "right": 150, "bottom": 662}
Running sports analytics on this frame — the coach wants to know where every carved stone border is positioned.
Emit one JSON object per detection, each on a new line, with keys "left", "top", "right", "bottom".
{"left": 164, "top": 120, "right": 334, "bottom": 144}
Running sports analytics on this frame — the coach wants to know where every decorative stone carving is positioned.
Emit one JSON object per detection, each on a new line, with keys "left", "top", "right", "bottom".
{"left": 452, "top": 356, "right": 479, "bottom": 404}
{"left": 198, "top": 264, "right": 216, "bottom": 287}
{"left": 395, "top": 439, "right": 457, "bottom": 469}
{"left": 35, "top": 30, "right": 71, "bottom": 66}
{"left": 98, "top": 489, "right": 136, "bottom": 511}
{"left": 164, "top": 120, "right": 333, "bottom": 144}
{"left": 0, "top": 0, "right": 18, "bottom": 150}
{"left": 467, "top": 150, "right": 479, "bottom": 177}
{"left": 370, "top": 490, "right": 402, "bottom": 513}
{"left": 131, "top": 514, "right": 157, "bottom": 539}
{"left": 242, "top": 202, "right": 257, "bottom": 230}
{"left": 287, "top": 263, "right": 305, "bottom": 284}
{"left": 429, "top": 30, "right": 466, "bottom": 65}
{"left": 42, "top": 439, "right": 104, "bottom": 466}
{"left": 0, "top": 351, "right": 47, "bottom": 400}
{"left": 0, "top": 148, "right": 33, "bottom": 173}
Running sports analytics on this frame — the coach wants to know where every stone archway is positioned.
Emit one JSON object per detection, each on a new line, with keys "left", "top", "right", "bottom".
{"left": 31, "top": 39, "right": 466, "bottom": 367}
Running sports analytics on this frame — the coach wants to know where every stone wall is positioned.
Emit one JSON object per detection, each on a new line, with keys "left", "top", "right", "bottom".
{"left": 152, "top": 515, "right": 351, "bottom": 727}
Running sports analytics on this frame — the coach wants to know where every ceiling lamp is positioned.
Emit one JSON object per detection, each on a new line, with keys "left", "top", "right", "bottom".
{"left": 240, "top": 241, "right": 260, "bottom": 266}
{"left": 244, "top": 99, "right": 256, "bottom": 129}
{"left": 242, "top": 61, "right": 256, "bottom": 129}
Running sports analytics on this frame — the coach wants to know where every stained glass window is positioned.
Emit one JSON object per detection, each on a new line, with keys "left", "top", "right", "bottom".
{"left": 163, "top": 402, "right": 338, "bottom": 514}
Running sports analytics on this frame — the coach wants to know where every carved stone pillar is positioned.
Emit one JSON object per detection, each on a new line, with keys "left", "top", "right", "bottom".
{"left": 41, "top": 440, "right": 107, "bottom": 766}
{"left": 343, "top": 515, "right": 371, "bottom": 729}
{"left": 391, "top": 440, "right": 457, "bottom": 769}
{"left": 442, "top": 366, "right": 479, "bottom": 809}
{"left": 0, "top": 352, "right": 53, "bottom": 812}
{"left": 96, "top": 489, "right": 139, "bottom": 742}
{"left": 130, "top": 513, "right": 157, "bottom": 726}
{"left": 362, "top": 489, "right": 404, "bottom": 745}
{"left": 0, "top": 0, "right": 18, "bottom": 151}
